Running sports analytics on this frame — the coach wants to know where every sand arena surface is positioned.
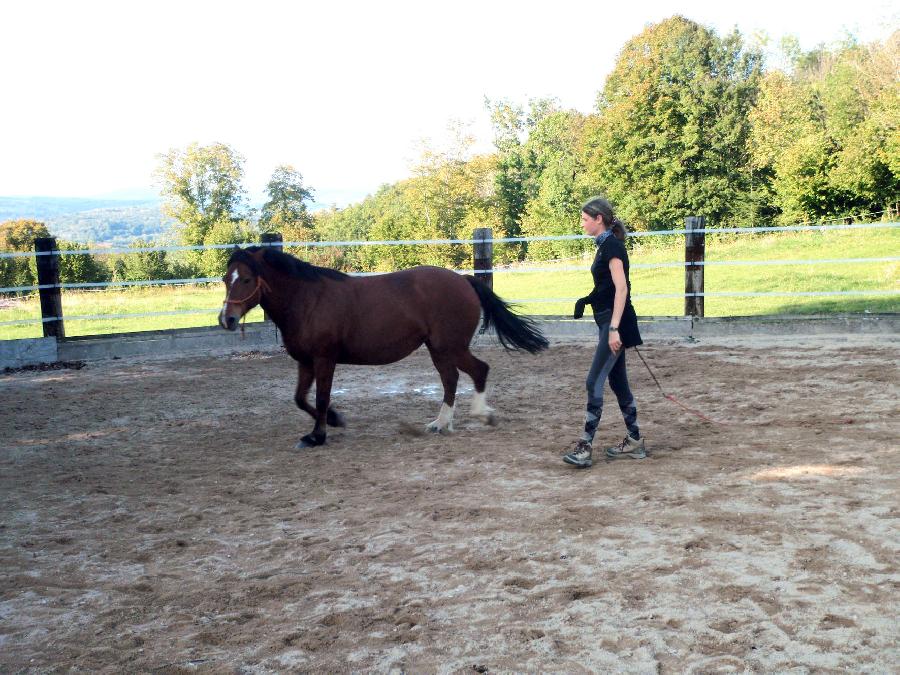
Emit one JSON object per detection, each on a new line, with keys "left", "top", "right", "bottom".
{"left": 1, "top": 335, "right": 898, "bottom": 672}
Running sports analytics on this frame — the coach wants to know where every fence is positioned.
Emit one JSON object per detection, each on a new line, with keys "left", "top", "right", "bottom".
{"left": 1, "top": 217, "right": 899, "bottom": 341}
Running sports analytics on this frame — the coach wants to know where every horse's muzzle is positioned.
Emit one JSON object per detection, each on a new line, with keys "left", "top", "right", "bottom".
{"left": 222, "top": 314, "right": 239, "bottom": 331}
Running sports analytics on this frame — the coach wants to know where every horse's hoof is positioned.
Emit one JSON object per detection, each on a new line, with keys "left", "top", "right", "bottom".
{"left": 425, "top": 423, "right": 452, "bottom": 435}
{"left": 296, "top": 434, "right": 326, "bottom": 448}
{"left": 471, "top": 404, "right": 496, "bottom": 426}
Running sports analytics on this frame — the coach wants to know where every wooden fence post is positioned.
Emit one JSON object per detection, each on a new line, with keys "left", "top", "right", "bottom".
{"left": 684, "top": 216, "right": 705, "bottom": 317}
{"left": 260, "top": 231, "right": 284, "bottom": 252}
{"left": 473, "top": 227, "right": 493, "bottom": 290}
{"left": 259, "top": 232, "right": 283, "bottom": 322}
{"left": 34, "top": 237, "right": 65, "bottom": 339}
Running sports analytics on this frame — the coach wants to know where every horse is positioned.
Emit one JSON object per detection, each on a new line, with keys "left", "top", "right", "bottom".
{"left": 218, "top": 246, "right": 548, "bottom": 448}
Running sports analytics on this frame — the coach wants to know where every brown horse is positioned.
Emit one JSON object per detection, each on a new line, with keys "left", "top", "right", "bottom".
{"left": 219, "top": 246, "right": 548, "bottom": 448}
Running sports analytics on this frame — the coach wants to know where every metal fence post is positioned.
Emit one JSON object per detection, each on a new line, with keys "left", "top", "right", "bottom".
{"left": 34, "top": 237, "right": 65, "bottom": 339}
{"left": 259, "top": 232, "right": 283, "bottom": 322}
{"left": 684, "top": 216, "right": 705, "bottom": 317}
{"left": 473, "top": 227, "right": 493, "bottom": 290}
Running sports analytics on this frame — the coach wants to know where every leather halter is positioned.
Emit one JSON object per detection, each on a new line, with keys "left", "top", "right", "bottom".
{"left": 225, "top": 273, "right": 272, "bottom": 306}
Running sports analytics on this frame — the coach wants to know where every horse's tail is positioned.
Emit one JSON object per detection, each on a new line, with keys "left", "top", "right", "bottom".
{"left": 465, "top": 276, "right": 549, "bottom": 354}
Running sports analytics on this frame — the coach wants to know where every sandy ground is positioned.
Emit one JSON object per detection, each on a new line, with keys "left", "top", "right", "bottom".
{"left": 1, "top": 334, "right": 898, "bottom": 673}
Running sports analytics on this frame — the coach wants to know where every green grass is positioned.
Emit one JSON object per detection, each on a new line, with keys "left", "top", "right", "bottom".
{"left": 0, "top": 285, "right": 265, "bottom": 340}
{"left": 1, "top": 228, "right": 897, "bottom": 340}
{"left": 494, "top": 228, "right": 899, "bottom": 316}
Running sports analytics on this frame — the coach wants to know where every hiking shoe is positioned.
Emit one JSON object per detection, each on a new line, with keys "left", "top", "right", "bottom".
{"left": 563, "top": 440, "right": 593, "bottom": 469}
{"left": 605, "top": 435, "right": 647, "bottom": 460}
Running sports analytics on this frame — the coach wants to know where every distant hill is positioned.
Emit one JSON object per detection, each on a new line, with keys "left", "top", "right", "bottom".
{"left": 0, "top": 192, "right": 366, "bottom": 247}
{"left": 0, "top": 196, "right": 176, "bottom": 246}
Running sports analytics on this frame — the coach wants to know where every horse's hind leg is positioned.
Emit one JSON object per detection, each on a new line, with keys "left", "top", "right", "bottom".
{"left": 456, "top": 349, "right": 495, "bottom": 425}
{"left": 425, "top": 348, "right": 459, "bottom": 434}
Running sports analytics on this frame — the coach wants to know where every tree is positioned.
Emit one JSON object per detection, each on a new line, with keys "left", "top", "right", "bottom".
{"left": 200, "top": 219, "right": 247, "bottom": 278}
{"left": 155, "top": 142, "right": 249, "bottom": 248}
{"left": 305, "top": 127, "right": 502, "bottom": 274}
{"left": 117, "top": 239, "right": 171, "bottom": 282}
{"left": 311, "top": 201, "right": 374, "bottom": 272}
{"left": 58, "top": 241, "right": 110, "bottom": 285}
{"left": 487, "top": 97, "right": 558, "bottom": 247}
{"left": 583, "top": 16, "right": 763, "bottom": 229}
{"left": 749, "top": 32, "right": 900, "bottom": 222}
{"left": 407, "top": 121, "right": 502, "bottom": 269}
{"left": 259, "top": 165, "right": 316, "bottom": 235}
{"left": 519, "top": 109, "right": 590, "bottom": 260}
{"left": 0, "top": 219, "right": 51, "bottom": 250}
{"left": 0, "top": 219, "right": 51, "bottom": 290}
{"left": 357, "top": 181, "right": 428, "bottom": 272}
{"left": 0, "top": 220, "right": 110, "bottom": 289}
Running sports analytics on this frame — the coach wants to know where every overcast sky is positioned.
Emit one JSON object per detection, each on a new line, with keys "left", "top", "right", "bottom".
{"left": 1, "top": 0, "right": 896, "bottom": 206}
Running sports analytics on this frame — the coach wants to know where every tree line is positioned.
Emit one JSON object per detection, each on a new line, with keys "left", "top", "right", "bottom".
{"left": 1, "top": 16, "right": 897, "bottom": 290}
{"left": 317, "top": 17, "right": 898, "bottom": 265}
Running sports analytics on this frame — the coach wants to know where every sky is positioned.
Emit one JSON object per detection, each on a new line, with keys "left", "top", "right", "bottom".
{"left": 1, "top": 0, "right": 897, "bottom": 207}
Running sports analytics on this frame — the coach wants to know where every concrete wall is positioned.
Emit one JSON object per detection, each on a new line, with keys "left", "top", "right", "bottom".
{"left": 531, "top": 314, "right": 898, "bottom": 340}
{"left": 691, "top": 313, "right": 898, "bottom": 338}
{"left": 1, "top": 314, "right": 897, "bottom": 370}
{"left": 57, "top": 323, "right": 281, "bottom": 363}
{"left": 0, "top": 337, "right": 58, "bottom": 370}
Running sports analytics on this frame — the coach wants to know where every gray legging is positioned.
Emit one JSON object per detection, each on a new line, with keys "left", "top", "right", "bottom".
{"left": 582, "top": 312, "right": 640, "bottom": 443}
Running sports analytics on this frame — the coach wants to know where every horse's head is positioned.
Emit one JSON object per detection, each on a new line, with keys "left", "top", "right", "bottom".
{"left": 219, "top": 248, "right": 271, "bottom": 331}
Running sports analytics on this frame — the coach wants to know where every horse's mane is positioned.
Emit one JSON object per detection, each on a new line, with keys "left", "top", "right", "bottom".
{"left": 228, "top": 246, "right": 349, "bottom": 282}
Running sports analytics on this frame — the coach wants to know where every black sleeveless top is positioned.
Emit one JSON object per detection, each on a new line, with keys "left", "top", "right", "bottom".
{"left": 586, "top": 235, "right": 642, "bottom": 348}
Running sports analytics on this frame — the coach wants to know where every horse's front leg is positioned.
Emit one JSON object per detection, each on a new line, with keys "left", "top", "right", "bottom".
{"left": 295, "top": 361, "right": 346, "bottom": 428}
{"left": 298, "top": 357, "right": 337, "bottom": 448}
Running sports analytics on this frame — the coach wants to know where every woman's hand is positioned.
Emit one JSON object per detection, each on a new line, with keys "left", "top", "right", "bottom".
{"left": 608, "top": 327, "right": 622, "bottom": 353}
{"left": 608, "top": 257, "right": 627, "bottom": 353}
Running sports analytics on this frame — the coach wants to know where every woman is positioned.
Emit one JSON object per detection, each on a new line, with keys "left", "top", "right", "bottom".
{"left": 563, "top": 197, "right": 645, "bottom": 469}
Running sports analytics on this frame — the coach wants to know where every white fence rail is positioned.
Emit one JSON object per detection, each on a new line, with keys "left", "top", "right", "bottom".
{"left": 1, "top": 220, "right": 898, "bottom": 333}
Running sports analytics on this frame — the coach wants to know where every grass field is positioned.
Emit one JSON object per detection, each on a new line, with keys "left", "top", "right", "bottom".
{"left": 497, "top": 227, "right": 900, "bottom": 316}
{"left": 1, "top": 227, "right": 897, "bottom": 340}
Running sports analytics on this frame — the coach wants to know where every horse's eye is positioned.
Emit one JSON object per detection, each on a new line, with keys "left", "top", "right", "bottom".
{"left": 243, "top": 278, "right": 251, "bottom": 284}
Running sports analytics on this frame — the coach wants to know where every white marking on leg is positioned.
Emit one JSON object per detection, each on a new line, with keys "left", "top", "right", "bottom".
{"left": 427, "top": 402, "right": 455, "bottom": 433}
{"left": 470, "top": 391, "right": 496, "bottom": 425}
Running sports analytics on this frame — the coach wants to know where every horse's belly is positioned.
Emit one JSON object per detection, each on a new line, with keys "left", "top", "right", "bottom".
{"left": 338, "top": 336, "right": 423, "bottom": 365}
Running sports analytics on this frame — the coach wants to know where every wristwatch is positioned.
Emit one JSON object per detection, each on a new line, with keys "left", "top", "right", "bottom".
{"left": 609, "top": 326, "right": 619, "bottom": 332}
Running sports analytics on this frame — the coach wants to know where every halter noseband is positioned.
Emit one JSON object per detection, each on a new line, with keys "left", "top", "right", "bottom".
{"left": 225, "top": 273, "right": 272, "bottom": 306}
